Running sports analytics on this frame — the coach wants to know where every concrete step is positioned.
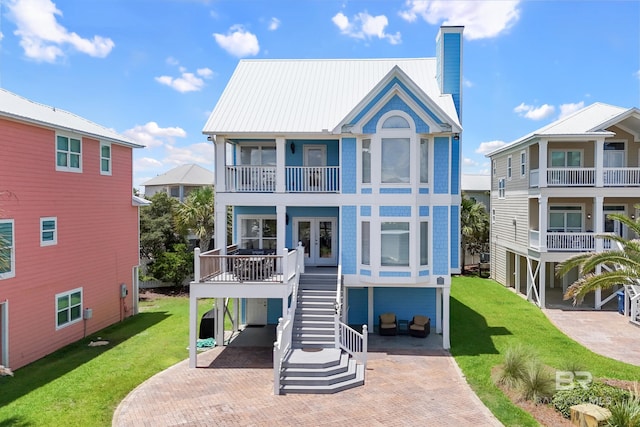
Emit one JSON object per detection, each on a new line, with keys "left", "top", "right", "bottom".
{"left": 295, "top": 307, "right": 334, "bottom": 316}
{"left": 297, "top": 293, "right": 335, "bottom": 301}
{"left": 281, "top": 361, "right": 357, "bottom": 386}
{"left": 297, "top": 301, "right": 335, "bottom": 310}
{"left": 294, "top": 313, "right": 334, "bottom": 322}
{"left": 282, "top": 348, "right": 342, "bottom": 369}
{"left": 291, "top": 340, "right": 335, "bottom": 349}
{"left": 292, "top": 333, "right": 334, "bottom": 342}
{"left": 282, "top": 353, "right": 349, "bottom": 377}
{"left": 293, "top": 325, "right": 334, "bottom": 333}
{"left": 280, "top": 364, "right": 365, "bottom": 394}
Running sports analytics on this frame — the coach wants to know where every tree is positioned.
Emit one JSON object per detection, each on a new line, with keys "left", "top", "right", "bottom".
{"left": 174, "top": 187, "right": 215, "bottom": 252}
{"left": 460, "top": 195, "right": 490, "bottom": 274}
{"left": 558, "top": 211, "right": 640, "bottom": 305}
{"left": 139, "top": 192, "right": 186, "bottom": 260}
{"left": 146, "top": 243, "right": 193, "bottom": 286}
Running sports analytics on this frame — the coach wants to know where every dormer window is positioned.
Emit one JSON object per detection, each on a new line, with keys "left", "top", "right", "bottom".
{"left": 382, "top": 115, "right": 410, "bottom": 129}
{"left": 379, "top": 112, "right": 414, "bottom": 184}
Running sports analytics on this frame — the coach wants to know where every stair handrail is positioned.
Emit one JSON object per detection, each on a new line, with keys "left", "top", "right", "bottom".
{"left": 272, "top": 264, "right": 300, "bottom": 395}
{"left": 334, "top": 265, "right": 343, "bottom": 321}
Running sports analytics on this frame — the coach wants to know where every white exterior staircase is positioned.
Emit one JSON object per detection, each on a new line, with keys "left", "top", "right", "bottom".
{"left": 279, "top": 272, "right": 365, "bottom": 394}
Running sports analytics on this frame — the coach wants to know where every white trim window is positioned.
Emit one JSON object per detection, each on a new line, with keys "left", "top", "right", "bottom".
{"left": 550, "top": 150, "right": 582, "bottom": 167}
{"left": 40, "top": 217, "right": 57, "bottom": 246}
{"left": 378, "top": 113, "right": 413, "bottom": 185}
{"left": 420, "top": 138, "right": 429, "bottom": 184}
{"left": 56, "top": 135, "right": 82, "bottom": 172}
{"left": 420, "top": 221, "right": 429, "bottom": 266}
{"left": 492, "top": 209, "right": 496, "bottom": 224}
{"left": 492, "top": 160, "right": 497, "bottom": 176}
{"left": 381, "top": 222, "right": 409, "bottom": 267}
{"left": 240, "top": 144, "right": 276, "bottom": 166}
{"left": 507, "top": 156, "right": 512, "bottom": 180}
{"left": 56, "top": 288, "right": 82, "bottom": 329}
{"left": 361, "top": 139, "right": 371, "bottom": 184}
{"left": 498, "top": 178, "right": 506, "bottom": 198}
{"left": 100, "top": 142, "right": 112, "bottom": 175}
{"left": 548, "top": 206, "right": 583, "bottom": 232}
{"left": 239, "top": 216, "right": 276, "bottom": 250}
{"left": 361, "top": 221, "right": 370, "bottom": 265}
{"left": 0, "top": 220, "right": 15, "bottom": 279}
{"left": 520, "top": 151, "right": 526, "bottom": 177}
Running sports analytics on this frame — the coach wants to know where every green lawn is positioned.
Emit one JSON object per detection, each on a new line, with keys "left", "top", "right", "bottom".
{"left": 451, "top": 275, "right": 640, "bottom": 426}
{"left": 0, "top": 296, "right": 221, "bottom": 427}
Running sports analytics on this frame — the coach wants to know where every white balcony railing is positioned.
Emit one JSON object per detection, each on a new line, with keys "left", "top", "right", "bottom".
{"left": 226, "top": 166, "right": 276, "bottom": 192}
{"left": 529, "top": 229, "right": 540, "bottom": 248}
{"left": 286, "top": 166, "right": 339, "bottom": 192}
{"left": 529, "top": 169, "right": 539, "bottom": 188}
{"left": 547, "top": 168, "right": 595, "bottom": 186}
{"left": 540, "top": 232, "right": 615, "bottom": 252}
{"left": 603, "top": 168, "right": 640, "bottom": 186}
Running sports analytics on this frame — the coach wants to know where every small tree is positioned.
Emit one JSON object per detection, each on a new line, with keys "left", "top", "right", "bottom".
{"left": 174, "top": 187, "right": 215, "bottom": 252}
{"left": 460, "top": 195, "right": 490, "bottom": 273}
{"left": 140, "top": 192, "right": 186, "bottom": 260}
{"left": 146, "top": 243, "right": 193, "bottom": 286}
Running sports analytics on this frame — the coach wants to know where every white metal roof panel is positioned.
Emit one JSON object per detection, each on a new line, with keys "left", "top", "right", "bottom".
{"left": 142, "top": 164, "right": 215, "bottom": 186}
{"left": 0, "top": 88, "right": 141, "bottom": 147}
{"left": 203, "top": 58, "right": 458, "bottom": 134}
{"left": 461, "top": 174, "right": 490, "bottom": 192}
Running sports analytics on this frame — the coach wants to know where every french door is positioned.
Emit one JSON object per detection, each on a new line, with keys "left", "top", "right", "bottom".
{"left": 294, "top": 218, "right": 337, "bottom": 266}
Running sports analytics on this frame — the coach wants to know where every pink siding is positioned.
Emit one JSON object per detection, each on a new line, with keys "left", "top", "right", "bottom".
{"left": 0, "top": 117, "right": 139, "bottom": 370}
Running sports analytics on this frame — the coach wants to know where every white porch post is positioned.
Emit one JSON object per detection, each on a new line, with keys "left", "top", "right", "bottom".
{"left": 215, "top": 299, "right": 225, "bottom": 347}
{"left": 595, "top": 138, "right": 605, "bottom": 188}
{"left": 215, "top": 204, "right": 228, "bottom": 254}
{"left": 233, "top": 298, "right": 239, "bottom": 332}
{"left": 540, "top": 261, "right": 546, "bottom": 308}
{"left": 367, "top": 287, "right": 374, "bottom": 332}
{"left": 515, "top": 255, "right": 521, "bottom": 294}
{"left": 436, "top": 287, "right": 443, "bottom": 334}
{"left": 214, "top": 136, "right": 227, "bottom": 193}
{"left": 595, "top": 264, "right": 602, "bottom": 310}
{"left": 539, "top": 196, "right": 548, "bottom": 252}
{"left": 539, "top": 139, "right": 548, "bottom": 188}
{"left": 442, "top": 285, "right": 451, "bottom": 349}
{"left": 276, "top": 137, "right": 286, "bottom": 193}
{"left": 277, "top": 205, "right": 286, "bottom": 255}
{"left": 594, "top": 196, "right": 604, "bottom": 252}
{"left": 189, "top": 294, "right": 198, "bottom": 367}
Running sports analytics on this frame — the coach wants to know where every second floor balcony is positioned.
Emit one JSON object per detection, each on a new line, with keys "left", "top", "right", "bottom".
{"left": 529, "top": 230, "right": 615, "bottom": 252}
{"left": 225, "top": 165, "right": 340, "bottom": 193}
{"left": 530, "top": 167, "right": 640, "bottom": 187}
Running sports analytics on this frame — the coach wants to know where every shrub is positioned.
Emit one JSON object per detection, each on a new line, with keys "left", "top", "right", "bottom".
{"left": 553, "top": 382, "right": 631, "bottom": 419}
{"left": 519, "top": 362, "right": 555, "bottom": 403}
{"left": 608, "top": 385, "right": 640, "bottom": 427}
{"left": 495, "top": 344, "right": 532, "bottom": 389}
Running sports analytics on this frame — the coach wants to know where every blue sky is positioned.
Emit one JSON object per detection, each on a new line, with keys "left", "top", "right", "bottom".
{"left": 1, "top": 0, "right": 638, "bottom": 189}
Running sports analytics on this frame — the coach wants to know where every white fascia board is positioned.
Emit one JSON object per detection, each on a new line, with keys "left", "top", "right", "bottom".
{"left": 485, "top": 131, "right": 615, "bottom": 158}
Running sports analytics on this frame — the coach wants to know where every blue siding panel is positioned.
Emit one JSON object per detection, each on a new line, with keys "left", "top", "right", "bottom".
{"left": 419, "top": 188, "right": 429, "bottom": 194}
{"left": 380, "top": 188, "right": 411, "bottom": 194}
{"left": 342, "top": 137, "right": 357, "bottom": 194}
{"left": 379, "top": 206, "right": 411, "bottom": 217}
{"left": 419, "top": 270, "right": 430, "bottom": 277}
{"left": 361, "top": 188, "right": 372, "bottom": 194}
{"left": 363, "top": 94, "right": 430, "bottom": 134}
{"left": 442, "top": 32, "right": 462, "bottom": 119}
{"left": 433, "top": 206, "right": 449, "bottom": 275}
{"left": 434, "top": 137, "right": 449, "bottom": 194}
{"left": 379, "top": 271, "right": 411, "bottom": 277}
{"left": 450, "top": 205, "right": 460, "bottom": 270}
{"left": 451, "top": 136, "right": 460, "bottom": 195}
{"left": 374, "top": 288, "right": 437, "bottom": 328}
{"left": 341, "top": 206, "right": 357, "bottom": 274}
{"left": 360, "top": 269, "right": 372, "bottom": 276}
{"left": 267, "top": 298, "right": 283, "bottom": 324}
{"left": 419, "top": 206, "right": 430, "bottom": 217}
{"left": 360, "top": 206, "right": 371, "bottom": 216}
{"left": 347, "top": 288, "right": 368, "bottom": 326}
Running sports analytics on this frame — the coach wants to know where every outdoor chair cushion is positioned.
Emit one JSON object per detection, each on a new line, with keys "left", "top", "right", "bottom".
{"left": 413, "top": 315, "right": 430, "bottom": 326}
{"left": 380, "top": 313, "right": 396, "bottom": 325}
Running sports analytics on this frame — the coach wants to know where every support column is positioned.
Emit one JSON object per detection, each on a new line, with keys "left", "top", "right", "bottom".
{"left": 443, "top": 286, "right": 450, "bottom": 349}
{"left": 595, "top": 138, "right": 605, "bottom": 187}
{"left": 189, "top": 294, "right": 198, "bottom": 367}
{"left": 215, "top": 205, "right": 228, "bottom": 253}
{"left": 214, "top": 136, "right": 227, "bottom": 193}
{"left": 367, "top": 287, "right": 374, "bottom": 332}
{"left": 276, "top": 205, "right": 286, "bottom": 255}
{"left": 436, "top": 288, "right": 442, "bottom": 333}
{"left": 515, "top": 255, "right": 521, "bottom": 294}
{"left": 233, "top": 298, "right": 239, "bottom": 332}
{"left": 539, "top": 139, "right": 548, "bottom": 188}
{"left": 540, "top": 261, "right": 546, "bottom": 308}
{"left": 594, "top": 196, "right": 604, "bottom": 252}
{"left": 539, "top": 196, "right": 548, "bottom": 252}
{"left": 276, "top": 137, "right": 286, "bottom": 193}
{"left": 215, "top": 299, "right": 225, "bottom": 347}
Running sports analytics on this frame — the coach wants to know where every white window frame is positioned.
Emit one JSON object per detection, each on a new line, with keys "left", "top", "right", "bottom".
{"left": 56, "top": 134, "right": 82, "bottom": 173}
{"left": 376, "top": 111, "right": 415, "bottom": 186}
{"left": 100, "top": 142, "right": 112, "bottom": 175}
{"left": 549, "top": 149, "right": 583, "bottom": 168}
{"left": 0, "top": 219, "right": 15, "bottom": 280}
{"left": 361, "top": 221, "right": 370, "bottom": 265}
{"left": 548, "top": 205, "right": 584, "bottom": 233}
{"left": 492, "top": 209, "right": 496, "bottom": 224}
{"left": 498, "top": 178, "right": 506, "bottom": 198}
{"left": 420, "top": 138, "right": 429, "bottom": 184}
{"left": 56, "top": 287, "right": 83, "bottom": 329}
{"left": 380, "top": 221, "right": 410, "bottom": 267}
{"left": 492, "top": 160, "right": 497, "bottom": 176}
{"left": 361, "top": 138, "right": 371, "bottom": 184}
{"left": 419, "top": 221, "right": 429, "bottom": 266}
{"left": 237, "top": 215, "right": 277, "bottom": 250}
{"left": 239, "top": 143, "right": 277, "bottom": 166}
{"left": 507, "top": 155, "right": 512, "bottom": 180}
{"left": 520, "top": 151, "right": 526, "bottom": 177}
{"left": 40, "top": 217, "right": 57, "bottom": 246}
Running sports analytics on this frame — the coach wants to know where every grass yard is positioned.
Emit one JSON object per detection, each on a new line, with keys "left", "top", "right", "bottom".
{"left": 451, "top": 275, "right": 640, "bottom": 426}
{"left": 0, "top": 295, "right": 222, "bottom": 427}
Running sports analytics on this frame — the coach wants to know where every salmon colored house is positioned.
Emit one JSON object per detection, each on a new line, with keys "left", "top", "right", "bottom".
{"left": 0, "top": 89, "right": 145, "bottom": 370}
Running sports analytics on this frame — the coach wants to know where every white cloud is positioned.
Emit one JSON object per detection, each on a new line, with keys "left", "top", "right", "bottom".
{"left": 155, "top": 64, "right": 213, "bottom": 93}
{"left": 558, "top": 102, "right": 585, "bottom": 120}
{"left": 635, "top": 69, "right": 640, "bottom": 79}
{"left": 268, "top": 17, "right": 280, "bottom": 31}
{"left": 7, "top": 0, "right": 114, "bottom": 62}
{"left": 197, "top": 67, "right": 213, "bottom": 78}
{"left": 164, "top": 142, "right": 215, "bottom": 166}
{"left": 463, "top": 78, "right": 473, "bottom": 88}
{"left": 213, "top": 25, "right": 259, "bottom": 57}
{"left": 399, "top": 0, "right": 521, "bottom": 40}
{"left": 514, "top": 102, "right": 555, "bottom": 120}
{"left": 475, "top": 140, "right": 507, "bottom": 155}
{"left": 123, "top": 122, "right": 187, "bottom": 148}
{"left": 166, "top": 56, "right": 179, "bottom": 66}
{"left": 463, "top": 157, "right": 478, "bottom": 166}
{"left": 135, "top": 157, "right": 163, "bottom": 171}
{"left": 332, "top": 11, "right": 401, "bottom": 45}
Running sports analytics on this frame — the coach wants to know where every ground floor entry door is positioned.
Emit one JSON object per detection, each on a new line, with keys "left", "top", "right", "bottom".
{"left": 294, "top": 217, "right": 337, "bottom": 266}
{"left": 246, "top": 298, "right": 267, "bottom": 325}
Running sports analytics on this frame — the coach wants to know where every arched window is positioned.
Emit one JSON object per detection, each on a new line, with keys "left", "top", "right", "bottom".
{"left": 381, "top": 115, "right": 410, "bottom": 129}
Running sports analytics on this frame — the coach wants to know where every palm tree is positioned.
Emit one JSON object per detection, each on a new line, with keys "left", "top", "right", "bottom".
{"left": 175, "top": 186, "right": 215, "bottom": 252}
{"left": 460, "top": 195, "right": 490, "bottom": 274}
{"left": 557, "top": 211, "right": 640, "bottom": 305}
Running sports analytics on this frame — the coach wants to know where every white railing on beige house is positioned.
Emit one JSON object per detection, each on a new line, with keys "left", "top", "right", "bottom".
{"left": 537, "top": 232, "right": 615, "bottom": 252}
{"left": 547, "top": 168, "right": 595, "bottom": 186}
{"left": 226, "top": 165, "right": 276, "bottom": 192}
{"left": 286, "top": 166, "right": 340, "bottom": 192}
{"left": 529, "top": 230, "right": 540, "bottom": 248}
{"left": 603, "top": 168, "right": 640, "bottom": 186}
{"left": 529, "top": 169, "right": 539, "bottom": 188}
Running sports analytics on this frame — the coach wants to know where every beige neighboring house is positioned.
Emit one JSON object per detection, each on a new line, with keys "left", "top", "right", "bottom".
{"left": 486, "top": 103, "right": 640, "bottom": 309}
{"left": 462, "top": 173, "right": 490, "bottom": 210}
{"left": 142, "top": 164, "right": 214, "bottom": 202}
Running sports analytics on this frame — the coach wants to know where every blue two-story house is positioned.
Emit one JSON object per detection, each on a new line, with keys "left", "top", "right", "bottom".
{"left": 189, "top": 27, "right": 464, "bottom": 391}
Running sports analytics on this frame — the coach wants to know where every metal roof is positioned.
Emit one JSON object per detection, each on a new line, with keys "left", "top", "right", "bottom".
{"left": 203, "top": 58, "right": 460, "bottom": 135}
{"left": 0, "top": 88, "right": 142, "bottom": 147}
{"left": 487, "top": 103, "right": 634, "bottom": 157}
{"left": 142, "top": 164, "right": 215, "bottom": 186}
{"left": 461, "top": 174, "right": 490, "bottom": 192}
